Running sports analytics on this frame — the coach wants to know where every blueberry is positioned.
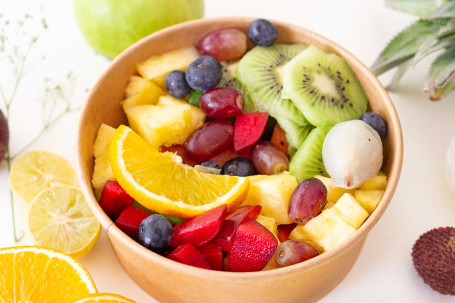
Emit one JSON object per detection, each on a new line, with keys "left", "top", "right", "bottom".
{"left": 248, "top": 19, "right": 278, "bottom": 47}
{"left": 200, "top": 160, "right": 220, "bottom": 169}
{"left": 138, "top": 215, "right": 173, "bottom": 253}
{"left": 221, "top": 157, "right": 255, "bottom": 177}
{"left": 165, "top": 70, "right": 191, "bottom": 98}
{"left": 185, "top": 56, "right": 222, "bottom": 91}
{"left": 359, "top": 112, "right": 388, "bottom": 140}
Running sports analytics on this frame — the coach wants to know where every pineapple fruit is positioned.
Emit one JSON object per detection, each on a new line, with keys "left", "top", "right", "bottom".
{"left": 136, "top": 47, "right": 199, "bottom": 88}
{"left": 242, "top": 173, "right": 297, "bottom": 225}
{"left": 315, "top": 175, "right": 356, "bottom": 204}
{"left": 124, "top": 95, "right": 205, "bottom": 148}
{"left": 256, "top": 215, "right": 279, "bottom": 240}
{"left": 92, "top": 123, "right": 116, "bottom": 199}
{"left": 122, "top": 76, "right": 166, "bottom": 110}
{"left": 289, "top": 175, "right": 387, "bottom": 252}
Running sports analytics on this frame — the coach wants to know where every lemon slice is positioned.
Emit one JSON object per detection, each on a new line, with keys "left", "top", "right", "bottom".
{"left": 0, "top": 246, "right": 96, "bottom": 302}
{"left": 9, "top": 150, "right": 77, "bottom": 203}
{"left": 109, "top": 125, "right": 250, "bottom": 218}
{"left": 27, "top": 186, "right": 101, "bottom": 258}
{"left": 74, "top": 293, "right": 136, "bottom": 303}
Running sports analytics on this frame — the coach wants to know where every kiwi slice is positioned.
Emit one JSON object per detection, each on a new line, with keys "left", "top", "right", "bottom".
{"left": 236, "top": 44, "right": 308, "bottom": 122}
{"left": 283, "top": 45, "right": 368, "bottom": 127}
{"left": 217, "top": 61, "right": 256, "bottom": 113}
{"left": 289, "top": 126, "right": 331, "bottom": 182}
{"left": 276, "top": 118, "right": 312, "bottom": 152}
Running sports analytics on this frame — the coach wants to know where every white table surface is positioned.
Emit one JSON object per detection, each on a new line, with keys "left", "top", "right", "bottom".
{"left": 1, "top": 0, "right": 455, "bottom": 302}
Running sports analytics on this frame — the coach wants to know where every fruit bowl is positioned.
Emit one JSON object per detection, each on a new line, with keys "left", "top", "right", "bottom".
{"left": 76, "top": 17, "right": 403, "bottom": 303}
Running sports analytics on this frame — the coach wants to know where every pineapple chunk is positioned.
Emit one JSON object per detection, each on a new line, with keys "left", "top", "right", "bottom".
{"left": 354, "top": 189, "right": 385, "bottom": 213}
{"left": 137, "top": 47, "right": 199, "bottom": 88}
{"left": 122, "top": 76, "right": 166, "bottom": 110}
{"left": 242, "top": 173, "right": 296, "bottom": 225}
{"left": 360, "top": 175, "right": 387, "bottom": 190}
{"left": 124, "top": 95, "right": 205, "bottom": 148}
{"left": 92, "top": 123, "right": 116, "bottom": 200}
{"left": 315, "top": 175, "right": 355, "bottom": 203}
{"left": 256, "top": 215, "right": 279, "bottom": 240}
{"left": 289, "top": 209, "right": 356, "bottom": 253}
{"left": 332, "top": 193, "right": 369, "bottom": 229}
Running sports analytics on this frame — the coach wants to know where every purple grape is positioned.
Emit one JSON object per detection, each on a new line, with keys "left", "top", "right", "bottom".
{"left": 251, "top": 141, "right": 289, "bottom": 175}
{"left": 288, "top": 178, "right": 327, "bottom": 225}
{"left": 199, "top": 88, "right": 243, "bottom": 119}
{"left": 275, "top": 240, "right": 319, "bottom": 267}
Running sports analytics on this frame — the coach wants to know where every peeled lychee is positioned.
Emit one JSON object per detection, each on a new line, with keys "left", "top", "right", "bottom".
{"left": 322, "top": 120, "right": 382, "bottom": 189}
{"left": 412, "top": 227, "right": 455, "bottom": 295}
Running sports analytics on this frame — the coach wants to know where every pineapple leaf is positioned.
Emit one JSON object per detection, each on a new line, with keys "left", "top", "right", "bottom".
{"left": 413, "top": 34, "right": 455, "bottom": 65}
{"left": 386, "top": 0, "right": 450, "bottom": 17}
{"left": 371, "top": 18, "right": 450, "bottom": 75}
{"left": 387, "top": 60, "right": 414, "bottom": 90}
{"left": 424, "top": 46, "right": 455, "bottom": 92}
{"left": 430, "top": 74, "right": 455, "bottom": 100}
{"left": 432, "top": 1, "right": 455, "bottom": 18}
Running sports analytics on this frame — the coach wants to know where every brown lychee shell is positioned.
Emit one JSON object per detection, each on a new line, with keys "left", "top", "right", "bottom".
{"left": 412, "top": 227, "right": 455, "bottom": 295}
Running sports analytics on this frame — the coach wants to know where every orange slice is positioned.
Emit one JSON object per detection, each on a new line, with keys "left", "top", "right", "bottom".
{"left": 74, "top": 293, "right": 136, "bottom": 303}
{"left": 0, "top": 246, "right": 96, "bottom": 302}
{"left": 109, "top": 125, "right": 250, "bottom": 218}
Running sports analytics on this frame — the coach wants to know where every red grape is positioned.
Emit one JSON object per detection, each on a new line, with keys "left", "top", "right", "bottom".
{"left": 184, "top": 120, "right": 234, "bottom": 163}
{"left": 288, "top": 178, "right": 327, "bottom": 225}
{"left": 197, "top": 29, "right": 247, "bottom": 61}
{"left": 275, "top": 240, "right": 319, "bottom": 267}
{"left": 199, "top": 88, "right": 243, "bottom": 119}
{"left": 251, "top": 141, "right": 289, "bottom": 175}
{"left": 0, "top": 110, "right": 8, "bottom": 162}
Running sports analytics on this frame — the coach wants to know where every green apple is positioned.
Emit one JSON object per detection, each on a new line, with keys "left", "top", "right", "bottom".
{"left": 73, "top": 0, "right": 204, "bottom": 59}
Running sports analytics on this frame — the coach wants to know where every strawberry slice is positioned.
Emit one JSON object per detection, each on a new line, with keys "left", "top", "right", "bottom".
{"left": 233, "top": 112, "right": 268, "bottom": 152}
{"left": 171, "top": 204, "right": 227, "bottom": 247}
{"left": 277, "top": 223, "right": 297, "bottom": 243}
{"left": 197, "top": 243, "right": 223, "bottom": 271}
{"left": 99, "top": 181, "right": 134, "bottom": 221}
{"left": 226, "top": 218, "right": 278, "bottom": 272}
{"left": 167, "top": 243, "right": 211, "bottom": 270}
{"left": 212, "top": 205, "right": 261, "bottom": 252}
{"left": 115, "top": 204, "right": 151, "bottom": 240}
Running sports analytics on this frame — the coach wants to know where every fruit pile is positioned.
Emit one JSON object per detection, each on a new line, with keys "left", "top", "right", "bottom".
{"left": 92, "top": 19, "right": 389, "bottom": 271}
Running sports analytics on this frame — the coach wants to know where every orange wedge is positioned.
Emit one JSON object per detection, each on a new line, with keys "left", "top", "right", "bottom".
{"left": 74, "top": 293, "right": 136, "bottom": 303}
{"left": 0, "top": 246, "right": 96, "bottom": 302}
{"left": 109, "top": 125, "right": 249, "bottom": 218}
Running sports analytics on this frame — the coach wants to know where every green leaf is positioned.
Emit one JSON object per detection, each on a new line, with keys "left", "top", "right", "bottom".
{"left": 386, "top": 0, "right": 450, "bottom": 17}
{"left": 371, "top": 19, "right": 449, "bottom": 75}
{"left": 429, "top": 74, "right": 455, "bottom": 100}
{"left": 413, "top": 34, "right": 455, "bottom": 65}
{"left": 432, "top": 1, "right": 455, "bottom": 18}
{"left": 424, "top": 46, "right": 455, "bottom": 92}
{"left": 387, "top": 60, "right": 414, "bottom": 90}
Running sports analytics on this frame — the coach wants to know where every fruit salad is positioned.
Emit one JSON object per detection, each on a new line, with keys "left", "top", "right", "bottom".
{"left": 92, "top": 19, "right": 389, "bottom": 272}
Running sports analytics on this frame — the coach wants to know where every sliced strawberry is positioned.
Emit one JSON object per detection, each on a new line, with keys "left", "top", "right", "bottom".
{"left": 197, "top": 243, "right": 223, "bottom": 271}
{"left": 115, "top": 204, "right": 151, "bottom": 240}
{"left": 226, "top": 218, "right": 278, "bottom": 272}
{"left": 271, "top": 124, "right": 290, "bottom": 157}
{"left": 99, "top": 181, "right": 134, "bottom": 221}
{"left": 234, "top": 112, "right": 268, "bottom": 152}
{"left": 167, "top": 243, "right": 211, "bottom": 270}
{"left": 277, "top": 223, "right": 297, "bottom": 243}
{"left": 212, "top": 205, "right": 261, "bottom": 252}
{"left": 209, "top": 146, "right": 251, "bottom": 168}
{"left": 160, "top": 144, "right": 196, "bottom": 166}
{"left": 171, "top": 204, "right": 227, "bottom": 247}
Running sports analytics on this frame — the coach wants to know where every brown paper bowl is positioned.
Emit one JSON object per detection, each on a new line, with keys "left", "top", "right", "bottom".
{"left": 76, "top": 17, "right": 403, "bottom": 303}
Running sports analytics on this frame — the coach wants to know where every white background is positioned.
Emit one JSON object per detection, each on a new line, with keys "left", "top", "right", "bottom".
{"left": 1, "top": 0, "right": 455, "bottom": 302}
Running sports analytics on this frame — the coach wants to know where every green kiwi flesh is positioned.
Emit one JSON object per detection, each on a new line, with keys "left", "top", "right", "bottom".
{"left": 283, "top": 45, "right": 368, "bottom": 127}
{"left": 276, "top": 118, "right": 312, "bottom": 152}
{"left": 218, "top": 61, "right": 256, "bottom": 113}
{"left": 289, "top": 126, "right": 330, "bottom": 182}
{"left": 236, "top": 44, "right": 308, "bottom": 120}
